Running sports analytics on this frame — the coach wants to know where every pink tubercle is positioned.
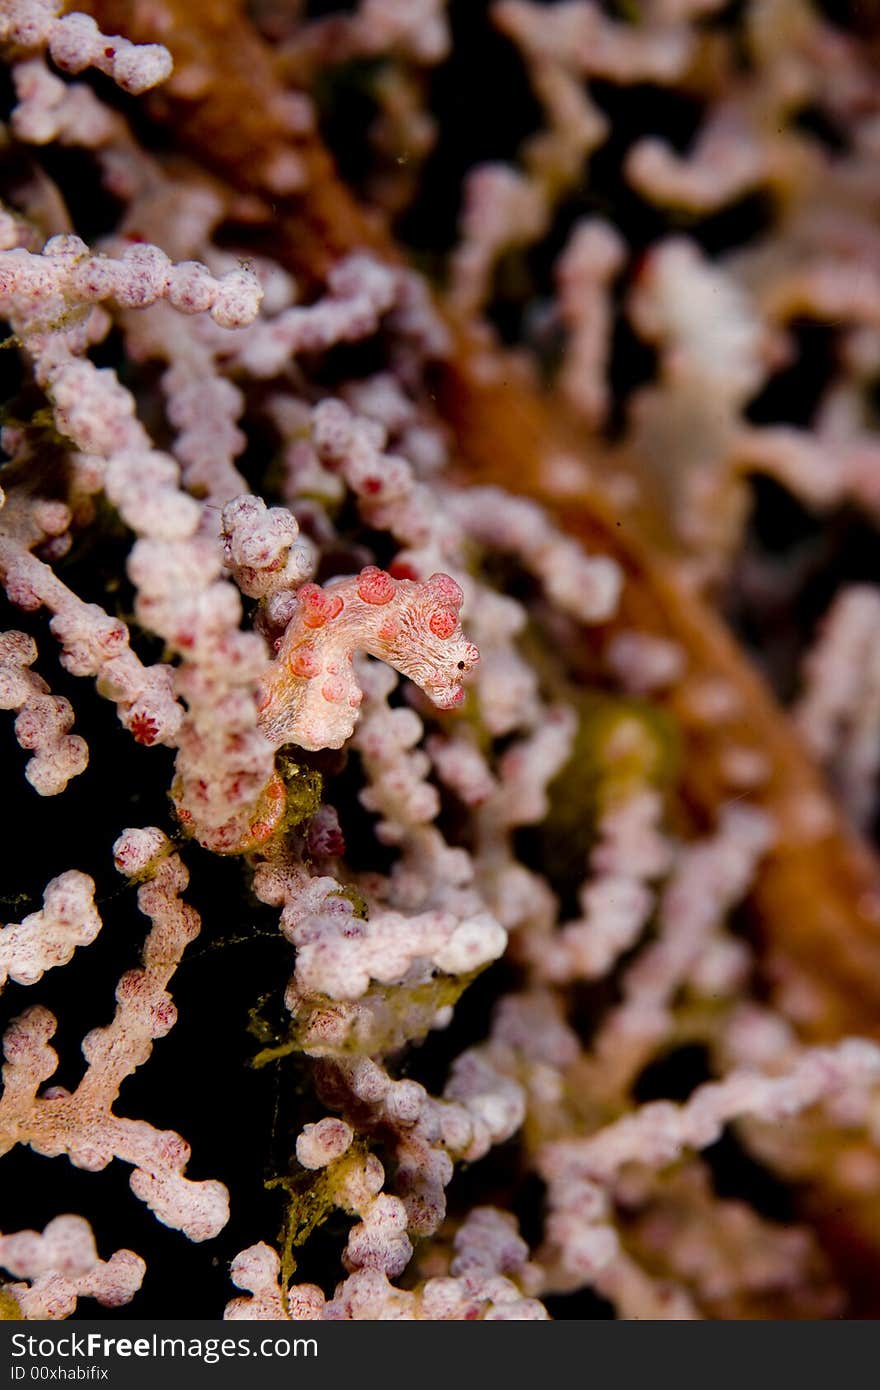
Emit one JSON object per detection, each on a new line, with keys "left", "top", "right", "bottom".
{"left": 429, "top": 608, "right": 457, "bottom": 639}
{"left": 299, "top": 595, "right": 327, "bottom": 629}
{"left": 427, "top": 573, "right": 464, "bottom": 607}
{"left": 289, "top": 644, "right": 321, "bottom": 678}
{"left": 322, "top": 676, "right": 346, "bottom": 703}
{"left": 242, "top": 774, "right": 286, "bottom": 850}
{"left": 298, "top": 583, "right": 343, "bottom": 628}
{"left": 266, "top": 775, "right": 286, "bottom": 807}
{"left": 247, "top": 818, "right": 275, "bottom": 845}
{"left": 357, "top": 565, "right": 396, "bottom": 605}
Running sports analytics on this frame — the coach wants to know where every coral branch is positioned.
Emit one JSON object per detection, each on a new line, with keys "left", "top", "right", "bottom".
{"left": 8, "top": 0, "right": 880, "bottom": 1322}
{"left": 0, "top": 871, "right": 101, "bottom": 988}
{"left": 0, "top": 1216, "right": 144, "bottom": 1319}
{"left": 0, "top": 832, "right": 229, "bottom": 1241}
{"left": 437, "top": 330, "right": 880, "bottom": 1040}
{"left": 75, "top": 0, "right": 880, "bottom": 1051}
{"left": 1, "top": 2, "right": 172, "bottom": 95}
{"left": 0, "top": 631, "right": 88, "bottom": 794}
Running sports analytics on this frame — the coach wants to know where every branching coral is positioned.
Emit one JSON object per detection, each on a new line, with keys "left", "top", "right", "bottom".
{"left": 0, "top": 869, "right": 100, "bottom": 987}
{"left": 0, "top": 631, "right": 88, "bottom": 794}
{"left": 1, "top": 1, "right": 172, "bottom": 96}
{"left": 2, "top": 0, "right": 880, "bottom": 1325}
{"left": 0, "top": 1216, "right": 144, "bottom": 1319}
{"left": 0, "top": 831, "right": 229, "bottom": 1243}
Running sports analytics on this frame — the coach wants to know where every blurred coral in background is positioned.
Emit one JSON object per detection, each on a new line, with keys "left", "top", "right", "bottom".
{"left": 2, "top": 0, "right": 880, "bottom": 1320}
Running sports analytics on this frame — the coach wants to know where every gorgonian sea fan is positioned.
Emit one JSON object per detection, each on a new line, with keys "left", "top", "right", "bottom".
{"left": 1, "top": 0, "right": 880, "bottom": 1321}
